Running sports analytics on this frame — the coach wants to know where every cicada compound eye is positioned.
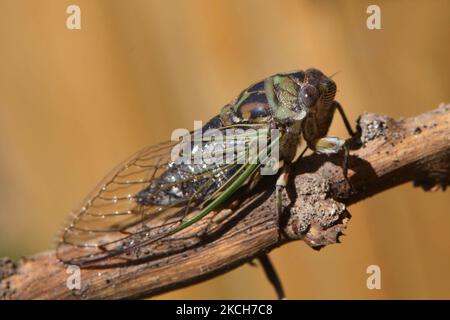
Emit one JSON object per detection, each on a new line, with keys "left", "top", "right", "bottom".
{"left": 298, "top": 84, "right": 319, "bottom": 110}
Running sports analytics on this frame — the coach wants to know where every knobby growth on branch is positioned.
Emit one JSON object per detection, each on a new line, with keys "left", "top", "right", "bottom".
{"left": 1, "top": 104, "right": 449, "bottom": 299}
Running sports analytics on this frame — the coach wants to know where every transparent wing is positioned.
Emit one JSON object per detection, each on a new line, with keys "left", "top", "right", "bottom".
{"left": 56, "top": 124, "right": 270, "bottom": 267}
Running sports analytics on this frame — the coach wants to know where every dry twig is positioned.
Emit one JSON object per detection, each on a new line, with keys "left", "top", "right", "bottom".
{"left": 1, "top": 104, "right": 449, "bottom": 299}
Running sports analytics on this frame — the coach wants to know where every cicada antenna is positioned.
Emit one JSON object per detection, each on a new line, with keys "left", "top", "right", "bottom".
{"left": 329, "top": 70, "right": 342, "bottom": 79}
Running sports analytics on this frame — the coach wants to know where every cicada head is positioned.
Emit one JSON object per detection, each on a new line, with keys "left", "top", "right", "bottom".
{"left": 270, "top": 68, "right": 337, "bottom": 124}
{"left": 297, "top": 68, "right": 337, "bottom": 117}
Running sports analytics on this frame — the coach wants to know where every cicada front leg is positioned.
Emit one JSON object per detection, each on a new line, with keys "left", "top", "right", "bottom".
{"left": 313, "top": 136, "right": 354, "bottom": 191}
{"left": 333, "top": 101, "right": 356, "bottom": 137}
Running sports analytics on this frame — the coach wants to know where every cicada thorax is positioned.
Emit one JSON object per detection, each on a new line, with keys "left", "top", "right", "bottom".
{"left": 219, "top": 70, "right": 308, "bottom": 127}
{"left": 218, "top": 72, "right": 309, "bottom": 164}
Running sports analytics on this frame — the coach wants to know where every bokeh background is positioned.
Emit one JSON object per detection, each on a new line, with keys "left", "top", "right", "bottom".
{"left": 0, "top": 0, "right": 449, "bottom": 299}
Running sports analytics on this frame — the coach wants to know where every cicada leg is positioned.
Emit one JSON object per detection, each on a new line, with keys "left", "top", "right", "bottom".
{"left": 252, "top": 163, "right": 291, "bottom": 300}
{"left": 333, "top": 101, "right": 356, "bottom": 137}
{"left": 274, "top": 145, "right": 308, "bottom": 216}
{"left": 257, "top": 254, "right": 285, "bottom": 300}
{"left": 257, "top": 145, "right": 311, "bottom": 299}
{"left": 259, "top": 144, "right": 309, "bottom": 298}
{"left": 343, "top": 141, "right": 352, "bottom": 188}
{"left": 313, "top": 136, "right": 354, "bottom": 191}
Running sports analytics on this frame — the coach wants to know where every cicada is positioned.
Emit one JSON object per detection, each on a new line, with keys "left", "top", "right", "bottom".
{"left": 57, "top": 68, "right": 354, "bottom": 298}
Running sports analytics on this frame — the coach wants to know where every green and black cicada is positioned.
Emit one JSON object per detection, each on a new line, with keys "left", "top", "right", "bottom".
{"left": 57, "top": 68, "right": 354, "bottom": 298}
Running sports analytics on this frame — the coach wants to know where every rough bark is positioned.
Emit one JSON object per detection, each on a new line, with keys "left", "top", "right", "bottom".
{"left": 1, "top": 103, "right": 449, "bottom": 300}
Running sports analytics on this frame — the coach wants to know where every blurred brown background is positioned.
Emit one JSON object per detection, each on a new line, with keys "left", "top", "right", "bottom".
{"left": 0, "top": 0, "right": 449, "bottom": 299}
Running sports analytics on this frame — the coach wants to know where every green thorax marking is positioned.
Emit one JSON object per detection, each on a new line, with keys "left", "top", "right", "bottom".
{"left": 265, "top": 75, "right": 303, "bottom": 122}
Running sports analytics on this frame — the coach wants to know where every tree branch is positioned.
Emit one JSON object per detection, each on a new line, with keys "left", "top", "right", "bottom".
{"left": 1, "top": 104, "right": 449, "bottom": 300}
